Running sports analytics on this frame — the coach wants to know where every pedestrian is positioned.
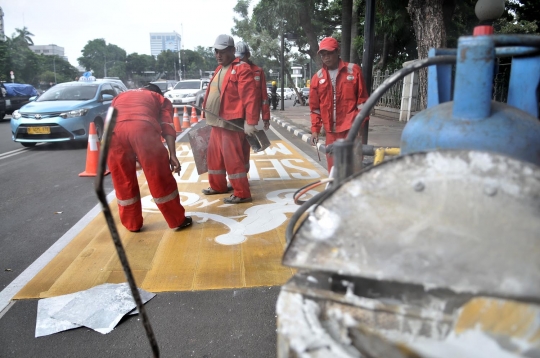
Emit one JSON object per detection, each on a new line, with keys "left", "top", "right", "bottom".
{"left": 234, "top": 41, "right": 271, "bottom": 170}
{"left": 201, "top": 34, "right": 260, "bottom": 204}
{"left": 270, "top": 81, "right": 278, "bottom": 109}
{"left": 108, "top": 83, "right": 192, "bottom": 232}
{"left": 309, "top": 37, "right": 369, "bottom": 171}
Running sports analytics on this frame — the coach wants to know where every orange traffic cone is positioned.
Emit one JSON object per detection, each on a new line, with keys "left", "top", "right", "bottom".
{"left": 190, "top": 106, "right": 198, "bottom": 126}
{"left": 173, "top": 107, "right": 182, "bottom": 133}
{"left": 181, "top": 106, "right": 190, "bottom": 129}
{"left": 79, "top": 122, "right": 110, "bottom": 177}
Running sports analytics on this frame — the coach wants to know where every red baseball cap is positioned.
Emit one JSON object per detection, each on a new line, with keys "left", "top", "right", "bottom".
{"left": 318, "top": 37, "right": 339, "bottom": 53}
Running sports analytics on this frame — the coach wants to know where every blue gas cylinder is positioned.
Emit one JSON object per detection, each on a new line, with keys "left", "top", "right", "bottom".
{"left": 400, "top": 35, "right": 540, "bottom": 166}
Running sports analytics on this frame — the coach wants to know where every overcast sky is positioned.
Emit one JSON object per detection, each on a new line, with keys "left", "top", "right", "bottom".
{"left": 1, "top": 0, "right": 247, "bottom": 67}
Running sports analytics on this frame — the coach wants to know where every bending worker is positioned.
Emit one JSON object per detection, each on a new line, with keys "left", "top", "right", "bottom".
{"left": 201, "top": 34, "right": 260, "bottom": 204}
{"left": 235, "top": 41, "right": 271, "bottom": 170}
{"left": 108, "top": 83, "right": 192, "bottom": 232}
{"left": 309, "top": 37, "right": 369, "bottom": 171}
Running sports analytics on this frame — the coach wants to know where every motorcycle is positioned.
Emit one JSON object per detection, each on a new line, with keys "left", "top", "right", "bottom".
{"left": 270, "top": 92, "right": 280, "bottom": 110}
{"left": 293, "top": 93, "right": 308, "bottom": 107}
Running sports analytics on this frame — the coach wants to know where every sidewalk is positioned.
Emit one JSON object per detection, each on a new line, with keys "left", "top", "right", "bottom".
{"left": 269, "top": 105, "right": 406, "bottom": 152}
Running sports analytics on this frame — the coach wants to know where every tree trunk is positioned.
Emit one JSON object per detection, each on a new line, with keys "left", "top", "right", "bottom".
{"left": 341, "top": 0, "right": 353, "bottom": 62}
{"left": 350, "top": 0, "right": 359, "bottom": 64}
{"left": 298, "top": 0, "right": 322, "bottom": 68}
{"left": 373, "top": 33, "right": 389, "bottom": 71}
{"left": 407, "top": 0, "right": 446, "bottom": 109}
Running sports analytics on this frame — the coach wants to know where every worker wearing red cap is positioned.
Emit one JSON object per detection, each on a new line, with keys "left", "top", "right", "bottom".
{"left": 309, "top": 37, "right": 369, "bottom": 171}
{"left": 201, "top": 34, "right": 260, "bottom": 204}
{"left": 108, "top": 83, "right": 192, "bottom": 232}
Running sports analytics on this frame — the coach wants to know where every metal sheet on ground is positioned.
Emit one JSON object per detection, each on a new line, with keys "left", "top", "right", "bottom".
{"left": 14, "top": 140, "right": 328, "bottom": 298}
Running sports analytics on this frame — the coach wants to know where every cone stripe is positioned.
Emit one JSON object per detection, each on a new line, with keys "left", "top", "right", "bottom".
{"left": 190, "top": 107, "right": 198, "bottom": 126}
{"left": 182, "top": 107, "right": 190, "bottom": 128}
{"left": 88, "top": 134, "right": 98, "bottom": 151}
{"left": 79, "top": 122, "right": 109, "bottom": 177}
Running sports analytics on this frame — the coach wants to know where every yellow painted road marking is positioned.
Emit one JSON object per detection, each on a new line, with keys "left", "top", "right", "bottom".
{"left": 15, "top": 140, "right": 327, "bottom": 298}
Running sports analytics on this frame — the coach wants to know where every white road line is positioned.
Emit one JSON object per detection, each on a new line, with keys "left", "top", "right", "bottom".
{"left": 0, "top": 130, "right": 187, "bottom": 314}
{"left": 0, "top": 190, "right": 117, "bottom": 314}
{"left": 0, "top": 128, "right": 322, "bottom": 315}
{"left": 269, "top": 125, "right": 327, "bottom": 171}
{"left": 0, "top": 148, "right": 30, "bottom": 160}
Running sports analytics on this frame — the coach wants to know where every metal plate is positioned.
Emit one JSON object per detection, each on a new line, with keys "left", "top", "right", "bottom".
{"left": 188, "top": 125, "right": 212, "bottom": 175}
{"left": 28, "top": 126, "right": 50, "bottom": 134}
{"left": 283, "top": 150, "right": 540, "bottom": 301}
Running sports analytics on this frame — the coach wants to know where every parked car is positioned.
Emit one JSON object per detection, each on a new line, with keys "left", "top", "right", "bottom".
{"left": 0, "top": 82, "right": 39, "bottom": 120}
{"left": 164, "top": 79, "right": 209, "bottom": 113}
{"left": 283, "top": 88, "right": 295, "bottom": 100}
{"left": 10, "top": 79, "right": 125, "bottom": 147}
{"left": 151, "top": 80, "right": 177, "bottom": 94}
{"left": 301, "top": 87, "right": 310, "bottom": 99}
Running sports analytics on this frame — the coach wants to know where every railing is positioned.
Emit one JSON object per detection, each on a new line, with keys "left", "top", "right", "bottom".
{"left": 372, "top": 66, "right": 421, "bottom": 121}
{"left": 371, "top": 69, "right": 405, "bottom": 109}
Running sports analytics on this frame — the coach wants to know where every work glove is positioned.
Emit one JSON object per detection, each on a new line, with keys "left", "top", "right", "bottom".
{"left": 244, "top": 122, "right": 258, "bottom": 137}
{"left": 310, "top": 132, "right": 319, "bottom": 146}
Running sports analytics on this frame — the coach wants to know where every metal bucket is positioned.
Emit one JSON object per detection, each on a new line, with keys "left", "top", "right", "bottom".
{"left": 188, "top": 125, "right": 271, "bottom": 175}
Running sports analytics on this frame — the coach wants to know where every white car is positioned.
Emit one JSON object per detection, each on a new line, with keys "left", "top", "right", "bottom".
{"left": 164, "top": 79, "right": 209, "bottom": 112}
{"left": 283, "top": 88, "right": 295, "bottom": 100}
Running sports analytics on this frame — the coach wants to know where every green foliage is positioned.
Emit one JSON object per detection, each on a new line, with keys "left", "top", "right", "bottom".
{"left": 78, "top": 39, "right": 127, "bottom": 80}
{"left": 156, "top": 50, "right": 179, "bottom": 79}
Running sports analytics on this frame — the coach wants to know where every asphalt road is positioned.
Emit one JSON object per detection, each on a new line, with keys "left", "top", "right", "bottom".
{"left": 0, "top": 99, "right": 319, "bottom": 357}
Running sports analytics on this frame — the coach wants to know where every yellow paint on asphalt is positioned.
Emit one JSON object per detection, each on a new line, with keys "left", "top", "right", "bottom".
{"left": 15, "top": 140, "right": 326, "bottom": 298}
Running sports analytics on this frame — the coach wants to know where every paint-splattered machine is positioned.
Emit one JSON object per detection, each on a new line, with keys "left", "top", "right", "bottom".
{"left": 277, "top": 24, "right": 540, "bottom": 358}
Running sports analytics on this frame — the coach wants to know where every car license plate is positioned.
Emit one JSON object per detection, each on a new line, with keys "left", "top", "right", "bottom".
{"left": 28, "top": 126, "right": 50, "bottom": 134}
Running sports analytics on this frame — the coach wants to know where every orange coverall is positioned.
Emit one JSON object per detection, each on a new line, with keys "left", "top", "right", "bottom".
{"left": 309, "top": 59, "right": 369, "bottom": 170}
{"left": 108, "top": 89, "right": 187, "bottom": 231}
{"left": 203, "top": 58, "right": 260, "bottom": 199}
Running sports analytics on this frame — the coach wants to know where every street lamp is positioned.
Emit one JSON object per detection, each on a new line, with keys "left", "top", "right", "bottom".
{"left": 52, "top": 44, "right": 57, "bottom": 84}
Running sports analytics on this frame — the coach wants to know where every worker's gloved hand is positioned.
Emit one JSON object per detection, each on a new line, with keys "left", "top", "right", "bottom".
{"left": 310, "top": 132, "right": 319, "bottom": 146}
{"left": 244, "top": 122, "right": 258, "bottom": 137}
{"left": 263, "top": 120, "right": 270, "bottom": 131}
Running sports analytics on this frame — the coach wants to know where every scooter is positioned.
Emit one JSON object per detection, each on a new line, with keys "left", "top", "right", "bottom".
{"left": 293, "top": 93, "right": 308, "bottom": 106}
{"left": 271, "top": 93, "right": 279, "bottom": 110}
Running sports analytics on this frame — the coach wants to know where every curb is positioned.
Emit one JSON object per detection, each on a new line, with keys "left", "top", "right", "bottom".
{"left": 270, "top": 114, "right": 327, "bottom": 154}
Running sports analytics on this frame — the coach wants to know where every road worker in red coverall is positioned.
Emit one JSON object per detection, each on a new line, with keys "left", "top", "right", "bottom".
{"left": 108, "top": 83, "right": 192, "bottom": 232}
{"left": 201, "top": 34, "right": 260, "bottom": 204}
{"left": 234, "top": 41, "right": 271, "bottom": 171}
{"left": 309, "top": 37, "right": 369, "bottom": 172}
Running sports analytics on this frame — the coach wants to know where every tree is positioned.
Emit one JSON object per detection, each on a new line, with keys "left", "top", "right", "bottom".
{"left": 37, "top": 55, "right": 78, "bottom": 86}
{"left": 156, "top": 50, "right": 179, "bottom": 80}
{"left": 13, "top": 27, "right": 35, "bottom": 46}
{"left": 407, "top": 0, "right": 447, "bottom": 109}
{"left": 78, "top": 39, "right": 127, "bottom": 80}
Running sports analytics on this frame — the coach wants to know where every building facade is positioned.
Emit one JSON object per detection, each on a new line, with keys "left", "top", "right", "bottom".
{"left": 29, "top": 44, "right": 67, "bottom": 61}
{"left": 150, "top": 32, "right": 182, "bottom": 57}
{"left": 0, "top": 6, "right": 5, "bottom": 41}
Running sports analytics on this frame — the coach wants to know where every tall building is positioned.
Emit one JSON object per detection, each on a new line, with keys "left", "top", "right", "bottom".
{"left": 0, "top": 7, "right": 5, "bottom": 41}
{"left": 150, "top": 31, "right": 182, "bottom": 57}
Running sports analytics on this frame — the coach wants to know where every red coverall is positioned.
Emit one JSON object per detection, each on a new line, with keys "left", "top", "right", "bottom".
{"left": 108, "top": 89, "right": 187, "bottom": 231}
{"left": 242, "top": 63, "right": 271, "bottom": 170}
{"left": 309, "top": 59, "right": 369, "bottom": 170}
{"left": 203, "top": 58, "right": 260, "bottom": 199}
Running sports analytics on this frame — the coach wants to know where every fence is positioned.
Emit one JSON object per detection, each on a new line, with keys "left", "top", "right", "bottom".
{"left": 372, "top": 65, "right": 421, "bottom": 121}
